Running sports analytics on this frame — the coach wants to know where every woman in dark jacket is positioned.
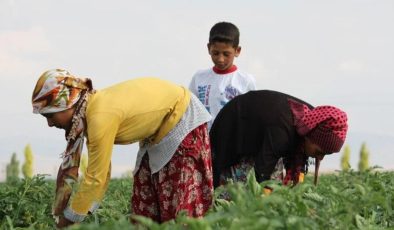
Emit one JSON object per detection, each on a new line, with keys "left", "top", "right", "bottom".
{"left": 210, "top": 90, "right": 348, "bottom": 188}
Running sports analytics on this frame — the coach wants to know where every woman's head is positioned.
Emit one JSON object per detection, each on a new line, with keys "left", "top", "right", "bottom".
{"left": 289, "top": 99, "right": 348, "bottom": 155}
{"left": 287, "top": 99, "right": 348, "bottom": 186}
{"left": 306, "top": 110, "right": 348, "bottom": 154}
{"left": 304, "top": 137, "right": 326, "bottom": 160}
{"left": 32, "top": 69, "right": 92, "bottom": 113}
{"left": 32, "top": 69, "right": 93, "bottom": 131}
{"left": 42, "top": 107, "right": 76, "bottom": 131}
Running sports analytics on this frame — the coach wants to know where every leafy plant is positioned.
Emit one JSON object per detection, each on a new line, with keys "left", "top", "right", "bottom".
{"left": 6, "top": 153, "right": 20, "bottom": 183}
{"left": 0, "top": 175, "right": 54, "bottom": 229}
{"left": 340, "top": 145, "right": 351, "bottom": 172}
{"left": 22, "top": 144, "right": 34, "bottom": 179}
{"left": 358, "top": 142, "right": 370, "bottom": 172}
{"left": 1, "top": 170, "right": 393, "bottom": 229}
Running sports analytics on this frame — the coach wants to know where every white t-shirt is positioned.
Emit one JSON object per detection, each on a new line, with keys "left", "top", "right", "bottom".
{"left": 189, "top": 65, "right": 256, "bottom": 130}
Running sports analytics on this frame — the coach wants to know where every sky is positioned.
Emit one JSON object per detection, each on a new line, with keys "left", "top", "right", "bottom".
{"left": 0, "top": 0, "right": 393, "bottom": 181}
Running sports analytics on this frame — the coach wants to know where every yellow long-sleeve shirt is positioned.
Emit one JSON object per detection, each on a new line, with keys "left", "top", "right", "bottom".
{"left": 69, "top": 77, "right": 190, "bottom": 215}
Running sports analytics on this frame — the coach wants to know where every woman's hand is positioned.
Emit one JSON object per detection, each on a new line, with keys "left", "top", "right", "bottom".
{"left": 57, "top": 216, "right": 74, "bottom": 228}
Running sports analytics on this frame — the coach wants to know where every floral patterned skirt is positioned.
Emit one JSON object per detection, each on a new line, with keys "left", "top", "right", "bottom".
{"left": 131, "top": 123, "right": 213, "bottom": 223}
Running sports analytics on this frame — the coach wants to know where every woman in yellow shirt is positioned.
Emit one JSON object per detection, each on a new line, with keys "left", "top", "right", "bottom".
{"left": 31, "top": 69, "right": 213, "bottom": 227}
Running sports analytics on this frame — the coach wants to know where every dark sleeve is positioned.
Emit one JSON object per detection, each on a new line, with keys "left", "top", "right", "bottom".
{"left": 238, "top": 91, "right": 297, "bottom": 182}
{"left": 253, "top": 126, "right": 293, "bottom": 182}
{"left": 210, "top": 97, "right": 244, "bottom": 187}
{"left": 210, "top": 90, "right": 302, "bottom": 186}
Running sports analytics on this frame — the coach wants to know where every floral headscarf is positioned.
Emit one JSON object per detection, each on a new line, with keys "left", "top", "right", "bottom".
{"left": 32, "top": 69, "right": 93, "bottom": 223}
{"left": 32, "top": 69, "right": 92, "bottom": 114}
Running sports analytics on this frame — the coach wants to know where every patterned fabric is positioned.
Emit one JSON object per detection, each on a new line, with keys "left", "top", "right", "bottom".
{"left": 132, "top": 124, "right": 213, "bottom": 223}
{"left": 217, "top": 157, "right": 307, "bottom": 191}
{"left": 270, "top": 158, "right": 285, "bottom": 181}
{"left": 219, "top": 158, "right": 284, "bottom": 186}
{"left": 52, "top": 93, "right": 89, "bottom": 222}
{"left": 287, "top": 99, "right": 348, "bottom": 186}
{"left": 288, "top": 99, "right": 348, "bottom": 153}
{"left": 31, "top": 69, "right": 93, "bottom": 223}
{"left": 219, "top": 158, "right": 254, "bottom": 186}
{"left": 32, "top": 69, "right": 92, "bottom": 114}
{"left": 134, "top": 93, "right": 212, "bottom": 174}
{"left": 218, "top": 158, "right": 284, "bottom": 199}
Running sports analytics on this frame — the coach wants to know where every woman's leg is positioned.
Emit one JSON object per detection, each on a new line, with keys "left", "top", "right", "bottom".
{"left": 219, "top": 157, "right": 284, "bottom": 185}
{"left": 218, "top": 158, "right": 255, "bottom": 185}
{"left": 131, "top": 154, "right": 161, "bottom": 222}
{"left": 153, "top": 123, "right": 213, "bottom": 222}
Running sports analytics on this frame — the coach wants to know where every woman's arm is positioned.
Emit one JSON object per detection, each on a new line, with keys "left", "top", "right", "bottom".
{"left": 63, "top": 114, "right": 119, "bottom": 222}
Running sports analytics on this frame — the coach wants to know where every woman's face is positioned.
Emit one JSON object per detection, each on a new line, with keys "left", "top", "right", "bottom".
{"left": 42, "top": 107, "right": 75, "bottom": 132}
{"left": 304, "top": 138, "right": 326, "bottom": 160}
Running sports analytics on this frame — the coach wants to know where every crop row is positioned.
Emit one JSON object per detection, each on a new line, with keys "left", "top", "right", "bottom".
{"left": 0, "top": 170, "right": 393, "bottom": 229}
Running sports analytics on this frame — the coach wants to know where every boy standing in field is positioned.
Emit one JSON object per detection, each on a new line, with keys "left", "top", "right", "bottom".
{"left": 189, "top": 21, "right": 256, "bottom": 130}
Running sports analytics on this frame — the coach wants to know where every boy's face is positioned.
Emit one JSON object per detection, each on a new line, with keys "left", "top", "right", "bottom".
{"left": 207, "top": 42, "right": 241, "bottom": 71}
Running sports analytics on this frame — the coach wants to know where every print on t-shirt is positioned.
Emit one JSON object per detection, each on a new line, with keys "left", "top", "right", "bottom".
{"left": 198, "top": 85, "right": 211, "bottom": 113}
{"left": 221, "top": 85, "right": 241, "bottom": 106}
{"left": 199, "top": 84, "right": 241, "bottom": 109}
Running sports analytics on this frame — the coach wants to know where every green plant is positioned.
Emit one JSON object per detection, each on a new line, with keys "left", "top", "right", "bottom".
{"left": 6, "top": 153, "right": 20, "bottom": 183}
{"left": 22, "top": 144, "right": 34, "bottom": 179}
{"left": 340, "top": 145, "right": 351, "bottom": 171}
{"left": 358, "top": 142, "right": 369, "bottom": 172}
{"left": 0, "top": 175, "right": 54, "bottom": 229}
{"left": 1, "top": 170, "right": 393, "bottom": 229}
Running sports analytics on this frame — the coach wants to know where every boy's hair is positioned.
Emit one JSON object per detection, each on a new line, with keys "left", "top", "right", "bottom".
{"left": 209, "top": 22, "right": 240, "bottom": 48}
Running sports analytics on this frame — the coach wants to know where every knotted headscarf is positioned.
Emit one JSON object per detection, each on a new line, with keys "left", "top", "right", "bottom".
{"left": 32, "top": 69, "right": 94, "bottom": 223}
{"left": 284, "top": 99, "right": 348, "bottom": 186}
{"left": 288, "top": 99, "right": 348, "bottom": 153}
{"left": 32, "top": 69, "right": 93, "bottom": 114}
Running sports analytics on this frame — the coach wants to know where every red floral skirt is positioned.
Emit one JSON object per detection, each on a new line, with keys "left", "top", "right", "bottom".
{"left": 131, "top": 123, "right": 213, "bottom": 223}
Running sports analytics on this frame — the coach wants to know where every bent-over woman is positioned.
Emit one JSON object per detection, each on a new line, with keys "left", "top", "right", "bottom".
{"left": 210, "top": 90, "right": 348, "bottom": 188}
{"left": 31, "top": 69, "right": 213, "bottom": 227}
